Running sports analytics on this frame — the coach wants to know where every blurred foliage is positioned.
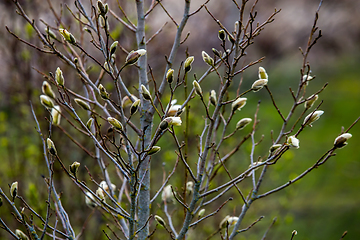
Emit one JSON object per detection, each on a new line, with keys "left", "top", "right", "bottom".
{"left": 0, "top": 0, "right": 359, "bottom": 239}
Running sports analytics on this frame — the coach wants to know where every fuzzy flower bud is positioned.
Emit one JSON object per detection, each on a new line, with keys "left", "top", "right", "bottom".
{"left": 210, "top": 90, "right": 217, "bottom": 106}
{"left": 110, "top": 41, "right": 118, "bottom": 56}
{"left": 202, "top": 51, "right": 214, "bottom": 66}
{"left": 55, "top": 67, "right": 64, "bottom": 86}
{"left": 51, "top": 105, "right": 61, "bottom": 126}
{"left": 303, "top": 110, "right": 324, "bottom": 127}
{"left": 104, "top": 61, "right": 113, "bottom": 72}
{"left": 304, "top": 94, "right": 318, "bottom": 109}
{"left": 59, "top": 28, "right": 76, "bottom": 44}
{"left": 125, "top": 49, "right": 146, "bottom": 65}
{"left": 258, "top": 67, "right": 268, "bottom": 80}
{"left": 130, "top": 99, "right": 141, "bottom": 115}
{"left": 15, "top": 229, "right": 28, "bottom": 240}
{"left": 166, "top": 68, "right": 174, "bottom": 84}
{"left": 219, "top": 215, "right": 230, "bottom": 228}
{"left": 236, "top": 118, "right": 252, "bottom": 130}
{"left": 98, "top": 84, "right": 109, "bottom": 100}
{"left": 40, "top": 95, "right": 55, "bottom": 109}
{"left": 227, "top": 216, "right": 239, "bottom": 226}
{"left": 122, "top": 95, "right": 139, "bottom": 108}
{"left": 74, "top": 98, "right": 91, "bottom": 111}
{"left": 231, "top": 98, "right": 247, "bottom": 112}
{"left": 86, "top": 118, "right": 94, "bottom": 131}
{"left": 212, "top": 48, "right": 220, "bottom": 57}
{"left": 107, "top": 117, "right": 123, "bottom": 131}
{"left": 186, "top": 181, "right": 194, "bottom": 194}
{"left": 218, "top": 29, "right": 226, "bottom": 41}
{"left": 287, "top": 136, "right": 299, "bottom": 149}
{"left": 148, "top": 146, "right": 161, "bottom": 155}
{"left": 198, "top": 209, "right": 205, "bottom": 218}
{"left": 269, "top": 144, "right": 282, "bottom": 156}
{"left": 141, "top": 84, "right": 152, "bottom": 101}
{"left": 42, "top": 81, "right": 55, "bottom": 99}
{"left": 334, "top": 133, "right": 352, "bottom": 149}
{"left": 163, "top": 117, "right": 182, "bottom": 127}
{"left": 154, "top": 215, "right": 166, "bottom": 228}
{"left": 47, "top": 138, "right": 57, "bottom": 155}
{"left": 99, "top": 181, "right": 116, "bottom": 194}
{"left": 251, "top": 79, "right": 268, "bottom": 92}
{"left": 302, "top": 74, "right": 314, "bottom": 85}
{"left": 45, "top": 28, "right": 57, "bottom": 39}
{"left": 96, "top": 187, "right": 105, "bottom": 202}
{"left": 85, "top": 192, "right": 97, "bottom": 208}
{"left": 193, "top": 80, "right": 202, "bottom": 97}
{"left": 168, "top": 104, "right": 183, "bottom": 117}
{"left": 97, "top": 0, "right": 108, "bottom": 16}
{"left": 69, "top": 161, "right": 80, "bottom": 177}
{"left": 10, "top": 181, "right": 18, "bottom": 200}
{"left": 184, "top": 56, "right": 194, "bottom": 73}
{"left": 161, "top": 185, "right": 174, "bottom": 203}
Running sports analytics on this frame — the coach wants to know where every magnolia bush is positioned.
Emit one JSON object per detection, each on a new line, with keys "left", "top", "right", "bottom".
{"left": 0, "top": 0, "right": 358, "bottom": 239}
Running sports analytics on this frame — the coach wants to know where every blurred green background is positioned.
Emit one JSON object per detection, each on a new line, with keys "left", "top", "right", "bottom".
{"left": 0, "top": 0, "right": 359, "bottom": 239}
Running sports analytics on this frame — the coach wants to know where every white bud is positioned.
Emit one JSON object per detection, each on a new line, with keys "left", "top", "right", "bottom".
{"left": 258, "top": 67, "right": 268, "bottom": 79}
{"left": 231, "top": 98, "right": 247, "bottom": 112}
{"left": 251, "top": 79, "right": 268, "bottom": 92}
{"left": 51, "top": 105, "right": 61, "bottom": 126}
{"left": 334, "top": 133, "right": 352, "bottom": 149}
{"left": 236, "top": 118, "right": 252, "bottom": 130}
{"left": 303, "top": 110, "right": 324, "bottom": 127}
{"left": 287, "top": 136, "right": 299, "bottom": 149}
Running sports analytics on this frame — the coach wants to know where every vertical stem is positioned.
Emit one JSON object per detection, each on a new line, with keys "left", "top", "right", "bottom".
{"left": 136, "top": 1, "right": 152, "bottom": 239}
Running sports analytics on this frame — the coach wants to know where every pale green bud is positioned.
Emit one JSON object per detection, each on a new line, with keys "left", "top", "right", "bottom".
{"left": 59, "top": 28, "right": 76, "bottom": 44}
{"left": 184, "top": 56, "right": 194, "bottom": 73}
{"left": 55, "top": 67, "right": 64, "bottom": 86}
{"left": 236, "top": 118, "right": 252, "bottom": 130}
{"left": 107, "top": 117, "right": 123, "bottom": 131}
{"left": 47, "top": 138, "right": 57, "bottom": 155}
{"left": 304, "top": 94, "right": 318, "bottom": 109}
{"left": 141, "top": 84, "right": 152, "bottom": 101}
{"left": 104, "top": 61, "right": 113, "bottom": 72}
{"left": 96, "top": 187, "right": 106, "bottom": 202}
{"left": 258, "top": 67, "right": 268, "bottom": 79}
{"left": 42, "top": 81, "right": 55, "bottom": 99}
{"left": 125, "top": 49, "right": 146, "bottom": 65}
{"left": 231, "top": 97, "right": 247, "bottom": 112}
{"left": 218, "top": 29, "right": 226, "bottom": 41}
{"left": 85, "top": 192, "right": 97, "bottom": 208}
{"left": 161, "top": 185, "right": 174, "bottom": 203}
{"left": 130, "top": 99, "right": 141, "bottom": 115}
{"left": 154, "top": 215, "right": 166, "bottom": 228}
{"left": 10, "top": 181, "right": 18, "bottom": 200}
{"left": 45, "top": 28, "right": 57, "bottom": 39}
{"left": 303, "top": 110, "right": 324, "bottom": 127}
{"left": 69, "top": 161, "right": 80, "bottom": 177}
{"left": 98, "top": 84, "right": 109, "bottom": 100}
{"left": 287, "top": 136, "right": 299, "bottom": 149}
{"left": 269, "top": 144, "right": 282, "bottom": 156}
{"left": 147, "top": 146, "right": 161, "bottom": 155}
{"left": 334, "top": 133, "right": 352, "bottom": 149}
{"left": 198, "top": 209, "right": 205, "bottom": 218}
{"left": 74, "top": 98, "right": 91, "bottom": 111}
{"left": 166, "top": 68, "right": 174, "bottom": 84}
{"left": 86, "top": 118, "right": 94, "bottom": 131}
{"left": 51, "top": 105, "right": 61, "bottom": 126}
{"left": 110, "top": 41, "right": 118, "bottom": 55}
{"left": 15, "top": 229, "right": 29, "bottom": 240}
{"left": 192, "top": 80, "right": 202, "bottom": 97}
{"left": 40, "top": 95, "right": 55, "bottom": 109}
{"left": 251, "top": 79, "right": 268, "bottom": 92}
{"left": 186, "top": 181, "right": 194, "bottom": 194}
{"left": 202, "top": 51, "right": 214, "bottom": 66}
{"left": 210, "top": 90, "right": 217, "bottom": 106}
